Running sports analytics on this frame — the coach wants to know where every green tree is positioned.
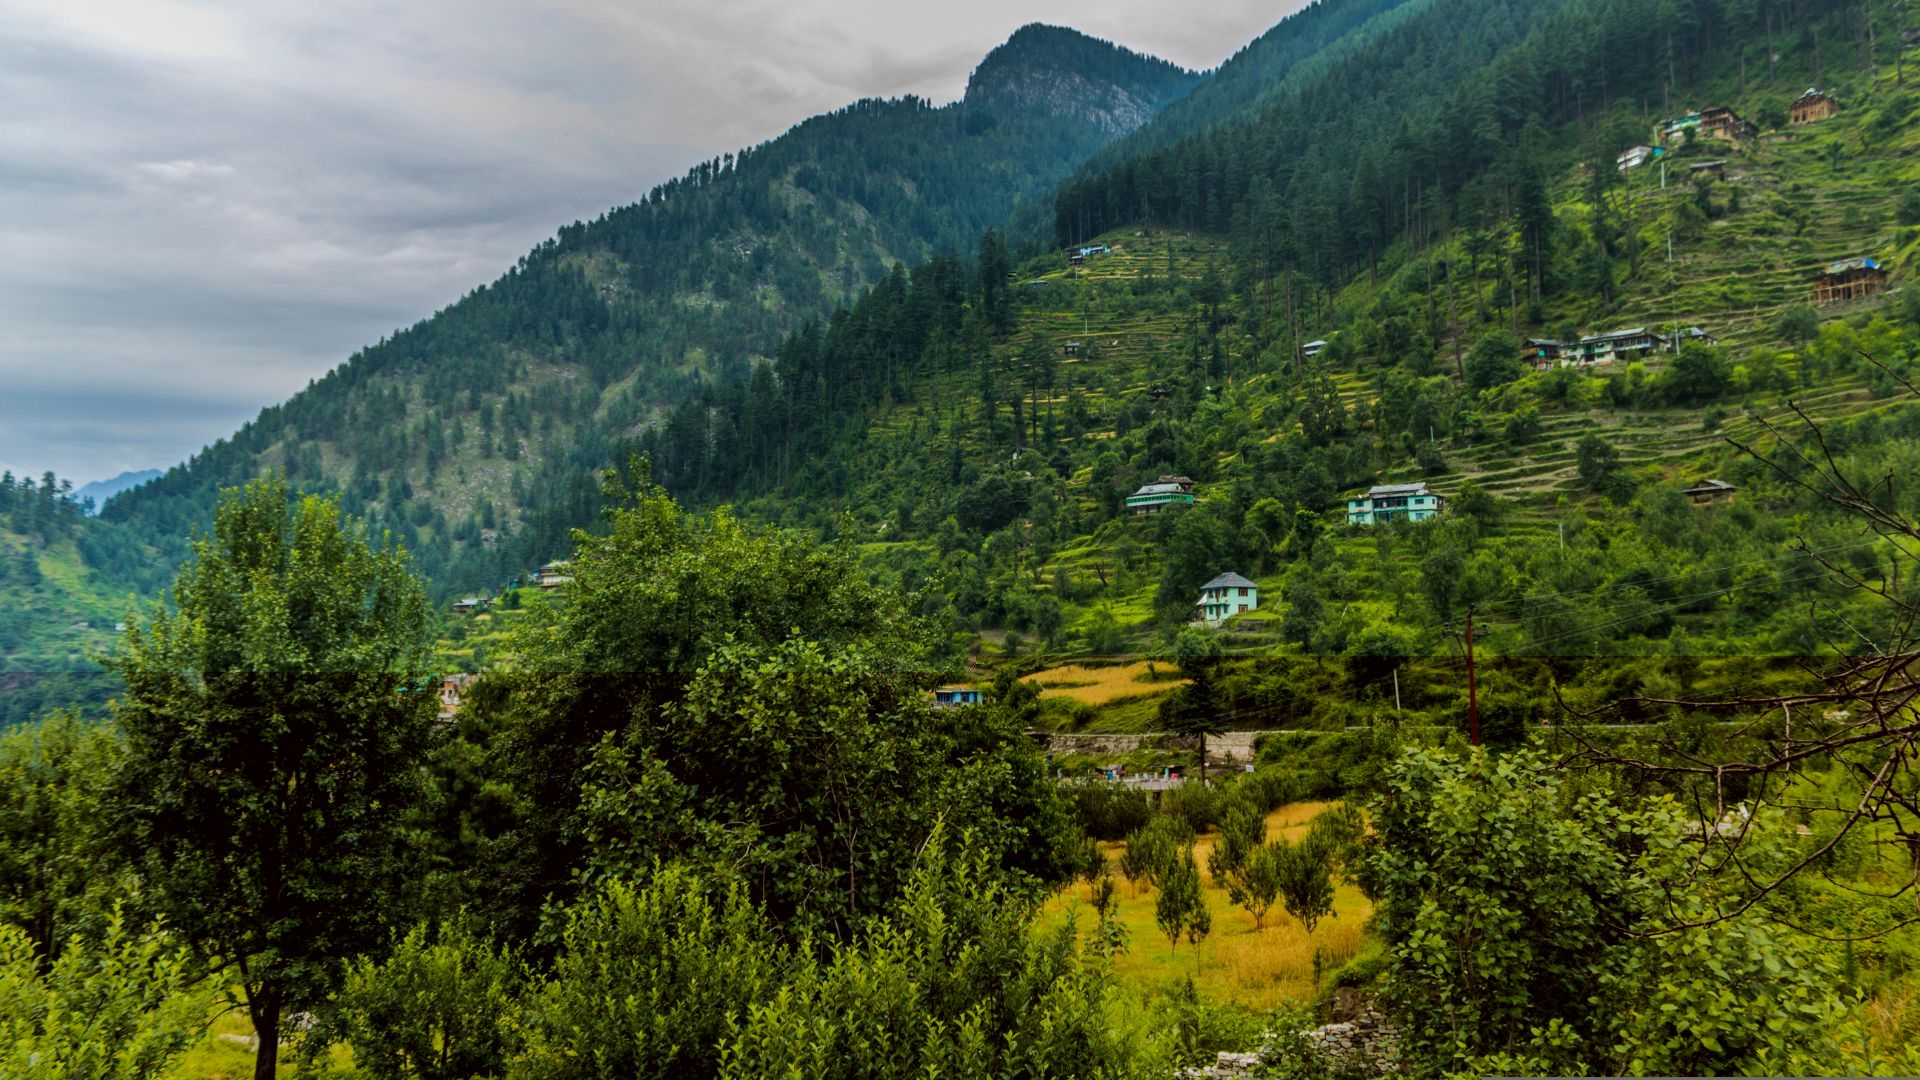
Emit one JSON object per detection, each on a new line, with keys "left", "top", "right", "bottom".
{"left": 105, "top": 475, "right": 434, "bottom": 1080}
{"left": 1225, "top": 842, "right": 1284, "bottom": 929}
{"left": 1663, "top": 342, "right": 1731, "bottom": 404}
{"left": 1370, "top": 747, "right": 1856, "bottom": 1076}
{"left": 305, "top": 920, "right": 524, "bottom": 1080}
{"left": 1272, "top": 839, "right": 1335, "bottom": 934}
{"left": 0, "top": 711, "right": 126, "bottom": 962}
{"left": 1155, "top": 847, "right": 1211, "bottom": 950}
{"left": 1463, "top": 330, "right": 1523, "bottom": 391}
{"left": 1207, "top": 795, "right": 1265, "bottom": 884}
{"left": 0, "top": 911, "right": 213, "bottom": 1079}
{"left": 1166, "top": 625, "right": 1226, "bottom": 780}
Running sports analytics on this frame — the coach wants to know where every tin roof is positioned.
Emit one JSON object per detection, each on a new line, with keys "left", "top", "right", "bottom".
{"left": 1364, "top": 482, "right": 1431, "bottom": 498}
{"left": 1130, "top": 482, "right": 1191, "bottom": 497}
{"left": 1200, "top": 572, "right": 1257, "bottom": 591}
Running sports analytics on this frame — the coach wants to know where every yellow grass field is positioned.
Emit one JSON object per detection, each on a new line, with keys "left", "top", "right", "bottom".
{"left": 1028, "top": 661, "right": 1187, "bottom": 707}
{"left": 1041, "top": 801, "right": 1373, "bottom": 1011}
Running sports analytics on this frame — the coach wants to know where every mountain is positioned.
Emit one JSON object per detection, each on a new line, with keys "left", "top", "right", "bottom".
{"left": 71, "top": 470, "right": 162, "bottom": 513}
{"left": 630, "top": 0, "right": 1918, "bottom": 715}
{"left": 97, "top": 25, "right": 1199, "bottom": 599}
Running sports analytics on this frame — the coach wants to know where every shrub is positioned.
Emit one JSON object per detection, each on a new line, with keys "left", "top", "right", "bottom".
{"left": 1159, "top": 781, "right": 1221, "bottom": 833}
{"left": 1069, "top": 781, "right": 1153, "bottom": 841}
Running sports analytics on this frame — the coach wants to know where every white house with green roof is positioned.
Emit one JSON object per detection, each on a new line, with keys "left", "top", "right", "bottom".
{"left": 1346, "top": 482, "right": 1445, "bottom": 526}
{"left": 1196, "top": 572, "right": 1259, "bottom": 625}
{"left": 1126, "top": 475, "right": 1195, "bottom": 516}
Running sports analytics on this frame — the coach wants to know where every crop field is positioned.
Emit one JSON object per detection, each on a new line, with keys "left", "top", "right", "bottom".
{"left": 1040, "top": 801, "right": 1373, "bottom": 1011}
{"left": 1028, "top": 660, "right": 1188, "bottom": 707}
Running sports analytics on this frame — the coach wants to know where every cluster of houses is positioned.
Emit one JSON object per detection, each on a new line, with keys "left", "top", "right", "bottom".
{"left": 1617, "top": 90, "right": 1840, "bottom": 174}
{"left": 1523, "top": 325, "right": 1718, "bottom": 371}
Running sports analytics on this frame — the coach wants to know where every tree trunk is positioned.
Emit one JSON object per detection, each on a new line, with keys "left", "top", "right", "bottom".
{"left": 251, "top": 984, "right": 281, "bottom": 1080}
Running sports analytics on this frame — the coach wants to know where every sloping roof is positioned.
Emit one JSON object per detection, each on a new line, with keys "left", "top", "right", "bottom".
{"left": 1200, "top": 572, "right": 1257, "bottom": 591}
{"left": 1130, "top": 482, "right": 1190, "bottom": 497}
{"left": 1683, "top": 478, "right": 1736, "bottom": 493}
{"left": 1825, "top": 256, "right": 1881, "bottom": 275}
{"left": 1365, "top": 482, "right": 1431, "bottom": 498}
{"left": 1579, "top": 327, "right": 1651, "bottom": 344}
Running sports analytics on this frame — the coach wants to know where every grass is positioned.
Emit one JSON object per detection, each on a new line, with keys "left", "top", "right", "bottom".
{"left": 1042, "top": 801, "right": 1373, "bottom": 1012}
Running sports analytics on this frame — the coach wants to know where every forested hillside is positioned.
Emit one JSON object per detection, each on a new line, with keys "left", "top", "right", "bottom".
{"left": 633, "top": 0, "right": 1918, "bottom": 729}
{"left": 0, "top": 473, "right": 167, "bottom": 725}
{"left": 93, "top": 25, "right": 1199, "bottom": 599}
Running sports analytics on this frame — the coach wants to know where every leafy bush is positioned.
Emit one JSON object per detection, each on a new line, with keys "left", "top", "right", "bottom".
{"left": 1159, "top": 781, "right": 1222, "bottom": 833}
{"left": 0, "top": 912, "right": 211, "bottom": 1080}
{"left": 307, "top": 919, "right": 524, "bottom": 1080}
{"left": 1369, "top": 747, "right": 1858, "bottom": 1076}
{"left": 1068, "top": 781, "right": 1153, "bottom": 841}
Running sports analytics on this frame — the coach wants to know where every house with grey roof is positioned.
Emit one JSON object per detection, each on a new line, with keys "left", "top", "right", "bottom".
{"left": 1346, "top": 482, "right": 1445, "bottom": 526}
{"left": 1196, "top": 572, "right": 1259, "bottom": 625}
{"left": 1126, "top": 476, "right": 1195, "bottom": 516}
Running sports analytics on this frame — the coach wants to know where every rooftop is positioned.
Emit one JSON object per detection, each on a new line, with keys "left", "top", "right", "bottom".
{"left": 1200, "top": 572, "right": 1258, "bottom": 591}
{"left": 1362, "top": 482, "right": 1432, "bottom": 498}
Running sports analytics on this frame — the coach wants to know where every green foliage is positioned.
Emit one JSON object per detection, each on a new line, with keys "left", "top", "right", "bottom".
{"left": 1154, "top": 847, "right": 1212, "bottom": 949}
{"left": 1270, "top": 839, "right": 1335, "bottom": 935}
{"left": 104, "top": 474, "right": 435, "bottom": 1071}
{"left": 1370, "top": 747, "right": 1856, "bottom": 1076}
{"left": 307, "top": 920, "right": 524, "bottom": 1080}
{"left": 1119, "top": 813, "right": 1194, "bottom": 888}
{"left": 1069, "top": 780, "right": 1154, "bottom": 841}
{"left": 1225, "top": 841, "right": 1284, "bottom": 929}
{"left": 518, "top": 841, "right": 1155, "bottom": 1079}
{"left": 0, "top": 911, "right": 213, "bottom": 1079}
{"left": 1464, "top": 330, "right": 1523, "bottom": 391}
{"left": 1206, "top": 794, "right": 1266, "bottom": 883}
{"left": 0, "top": 711, "right": 127, "bottom": 962}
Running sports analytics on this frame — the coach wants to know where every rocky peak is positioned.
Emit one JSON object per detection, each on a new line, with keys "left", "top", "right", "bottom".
{"left": 963, "top": 24, "right": 1198, "bottom": 137}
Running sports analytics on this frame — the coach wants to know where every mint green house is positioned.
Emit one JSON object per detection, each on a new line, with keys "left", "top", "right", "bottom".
{"left": 1126, "top": 475, "right": 1195, "bottom": 516}
{"left": 1346, "top": 482, "right": 1445, "bottom": 526}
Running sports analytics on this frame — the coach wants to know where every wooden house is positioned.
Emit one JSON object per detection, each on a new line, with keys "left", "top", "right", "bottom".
{"left": 1813, "top": 257, "right": 1888, "bottom": 304}
{"left": 1522, "top": 338, "right": 1565, "bottom": 370}
{"left": 537, "top": 561, "right": 574, "bottom": 589}
{"left": 452, "top": 596, "right": 483, "bottom": 615}
{"left": 1061, "top": 340, "right": 1083, "bottom": 356}
{"left": 1688, "top": 160, "right": 1728, "bottom": 181}
{"left": 1195, "top": 572, "right": 1258, "bottom": 625}
{"left": 1791, "top": 88, "right": 1840, "bottom": 125}
{"left": 1698, "top": 106, "right": 1757, "bottom": 141}
{"left": 1683, "top": 479, "right": 1737, "bottom": 506}
{"left": 1301, "top": 338, "right": 1329, "bottom": 359}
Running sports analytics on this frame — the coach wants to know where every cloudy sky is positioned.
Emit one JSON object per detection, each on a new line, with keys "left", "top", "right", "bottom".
{"left": 1, "top": 0, "right": 1298, "bottom": 484}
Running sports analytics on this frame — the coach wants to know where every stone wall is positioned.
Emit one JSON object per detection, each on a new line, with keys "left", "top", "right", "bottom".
{"left": 1043, "top": 730, "right": 1282, "bottom": 767}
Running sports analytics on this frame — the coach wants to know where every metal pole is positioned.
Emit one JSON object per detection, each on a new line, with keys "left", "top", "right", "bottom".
{"left": 1393, "top": 667, "right": 1402, "bottom": 713}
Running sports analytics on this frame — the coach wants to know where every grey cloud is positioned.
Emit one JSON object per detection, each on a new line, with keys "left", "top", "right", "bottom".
{"left": 1, "top": 0, "right": 1304, "bottom": 483}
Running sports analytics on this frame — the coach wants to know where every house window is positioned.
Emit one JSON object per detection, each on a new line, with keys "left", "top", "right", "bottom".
{"left": 1238, "top": 587, "right": 1248, "bottom": 597}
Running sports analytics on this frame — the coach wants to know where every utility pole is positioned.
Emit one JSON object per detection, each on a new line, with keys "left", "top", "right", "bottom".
{"left": 1465, "top": 605, "right": 1481, "bottom": 746}
{"left": 1392, "top": 667, "right": 1402, "bottom": 714}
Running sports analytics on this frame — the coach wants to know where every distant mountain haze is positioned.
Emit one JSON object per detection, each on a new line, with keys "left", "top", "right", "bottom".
{"left": 71, "top": 470, "right": 163, "bottom": 513}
